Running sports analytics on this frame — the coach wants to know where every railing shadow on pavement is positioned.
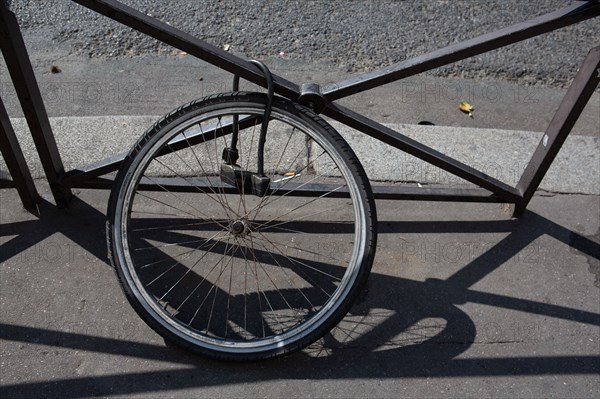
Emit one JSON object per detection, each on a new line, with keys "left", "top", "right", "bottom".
{"left": 0, "top": 197, "right": 599, "bottom": 398}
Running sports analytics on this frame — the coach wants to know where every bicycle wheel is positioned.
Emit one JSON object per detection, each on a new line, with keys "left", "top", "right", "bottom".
{"left": 106, "top": 92, "right": 377, "bottom": 361}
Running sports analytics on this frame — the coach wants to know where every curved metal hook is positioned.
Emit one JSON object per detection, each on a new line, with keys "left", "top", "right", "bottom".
{"left": 248, "top": 60, "right": 274, "bottom": 177}
{"left": 229, "top": 60, "right": 274, "bottom": 177}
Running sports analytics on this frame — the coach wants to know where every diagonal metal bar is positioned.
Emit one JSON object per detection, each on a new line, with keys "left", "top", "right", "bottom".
{"left": 0, "top": 6, "right": 72, "bottom": 207}
{"left": 322, "top": 102, "right": 522, "bottom": 200}
{"left": 71, "top": 0, "right": 300, "bottom": 100}
{"left": 0, "top": 96, "right": 39, "bottom": 212}
{"left": 514, "top": 45, "right": 600, "bottom": 216}
{"left": 322, "top": 1, "right": 600, "bottom": 101}
{"left": 61, "top": 114, "right": 260, "bottom": 186}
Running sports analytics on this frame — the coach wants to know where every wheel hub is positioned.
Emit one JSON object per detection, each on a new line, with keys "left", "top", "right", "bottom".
{"left": 230, "top": 219, "right": 250, "bottom": 237}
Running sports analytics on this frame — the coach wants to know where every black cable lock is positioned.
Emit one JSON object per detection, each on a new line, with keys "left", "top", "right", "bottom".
{"left": 221, "top": 60, "right": 274, "bottom": 196}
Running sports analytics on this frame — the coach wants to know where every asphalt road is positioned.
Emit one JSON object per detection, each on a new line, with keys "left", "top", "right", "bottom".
{"left": 10, "top": 0, "right": 600, "bottom": 88}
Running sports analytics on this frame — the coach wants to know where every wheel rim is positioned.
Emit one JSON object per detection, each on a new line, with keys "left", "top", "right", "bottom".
{"left": 113, "top": 103, "right": 368, "bottom": 354}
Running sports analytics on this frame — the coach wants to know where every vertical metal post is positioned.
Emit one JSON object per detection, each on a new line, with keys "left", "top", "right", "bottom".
{"left": 514, "top": 46, "right": 600, "bottom": 217}
{"left": 0, "top": 96, "right": 39, "bottom": 212}
{"left": 0, "top": 5, "right": 71, "bottom": 207}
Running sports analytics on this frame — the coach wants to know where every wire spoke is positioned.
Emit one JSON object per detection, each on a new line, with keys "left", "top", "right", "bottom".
{"left": 252, "top": 188, "right": 345, "bottom": 232}
{"left": 250, "top": 232, "right": 348, "bottom": 265}
{"left": 190, "top": 121, "right": 237, "bottom": 221}
{"left": 253, "top": 231, "right": 337, "bottom": 297}
{"left": 138, "top": 178, "right": 230, "bottom": 230}
{"left": 251, "top": 238, "right": 316, "bottom": 309}
{"left": 255, "top": 231, "right": 341, "bottom": 283}
{"left": 247, "top": 151, "right": 335, "bottom": 221}
{"left": 187, "top": 237, "right": 235, "bottom": 326}
{"left": 173, "top": 236, "right": 234, "bottom": 312}
{"left": 246, "top": 132, "right": 312, "bottom": 219}
{"left": 134, "top": 191, "right": 202, "bottom": 221}
{"left": 131, "top": 209, "right": 190, "bottom": 218}
{"left": 158, "top": 231, "right": 230, "bottom": 300}
{"left": 154, "top": 148, "right": 236, "bottom": 216}
{"left": 235, "top": 118, "right": 260, "bottom": 217}
{"left": 261, "top": 125, "right": 297, "bottom": 201}
{"left": 132, "top": 219, "right": 224, "bottom": 232}
{"left": 246, "top": 235, "right": 286, "bottom": 335}
{"left": 214, "top": 117, "right": 238, "bottom": 219}
{"left": 206, "top": 239, "right": 238, "bottom": 334}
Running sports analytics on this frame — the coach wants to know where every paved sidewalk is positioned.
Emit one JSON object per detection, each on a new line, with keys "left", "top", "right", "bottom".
{"left": 0, "top": 182, "right": 598, "bottom": 398}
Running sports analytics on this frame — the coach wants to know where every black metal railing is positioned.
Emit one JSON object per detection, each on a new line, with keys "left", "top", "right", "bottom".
{"left": 1, "top": 0, "right": 599, "bottom": 216}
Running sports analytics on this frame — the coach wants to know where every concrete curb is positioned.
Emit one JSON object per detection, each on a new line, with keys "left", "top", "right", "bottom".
{"left": 332, "top": 122, "right": 599, "bottom": 195}
{"left": 2, "top": 115, "right": 598, "bottom": 195}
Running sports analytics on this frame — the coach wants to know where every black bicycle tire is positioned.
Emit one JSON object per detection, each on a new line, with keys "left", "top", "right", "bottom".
{"left": 106, "top": 91, "right": 377, "bottom": 361}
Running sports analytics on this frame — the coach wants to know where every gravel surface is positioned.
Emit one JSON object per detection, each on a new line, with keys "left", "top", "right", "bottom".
{"left": 9, "top": 0, "right": 600, "bottom": 87}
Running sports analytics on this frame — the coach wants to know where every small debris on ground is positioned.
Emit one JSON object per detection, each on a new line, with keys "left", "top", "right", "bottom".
{"left": 459, "top": 101, "right": 474, "bottom": 118}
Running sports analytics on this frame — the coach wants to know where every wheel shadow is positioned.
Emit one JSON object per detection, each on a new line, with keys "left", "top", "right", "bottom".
{"left": 0, "top": 196, "right": 599, "bottom": 398}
